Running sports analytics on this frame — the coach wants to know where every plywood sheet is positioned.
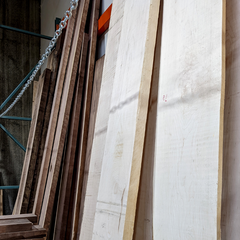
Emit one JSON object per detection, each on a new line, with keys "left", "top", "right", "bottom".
{"left": 92, "top": 0, "right": 160, "bottom": 238}
{"left": 153, "top": 1, "right": 225, "bottom": 239}
{"left": 221, "top": 0, "right": 240, "bottom": 239}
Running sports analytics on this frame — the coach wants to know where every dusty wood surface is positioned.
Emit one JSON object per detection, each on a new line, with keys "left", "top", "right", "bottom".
{"left": 221, "top": 0, "right": 240, "bottom": 239}
{"left": 32, "top": 8, "right": 77, "bottom": 219}
{"left": 153, "top": 0, "right": 225, "bottom": 239}
{"left": 0, "top": 219, "right": 32, "bottom": 233}
{"left": 38, "top": 0, "right": 90, "bottom": 233}
{"left": 53, "top": 33, "right": 88, "bottom": 240}
{"left": 92, "top": 0, "right": 159, "bottom": 238}
{"left": 13, "top": 69, "right": 52, "bottom": 215}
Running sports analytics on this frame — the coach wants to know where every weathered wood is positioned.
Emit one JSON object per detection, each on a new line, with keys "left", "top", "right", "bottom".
{"left": 53, "top": 33, "right": 88, "bottom": 240}
{"left": 38, "top": 0, "right": 90, "bottom": 232}
{"left": 27, "top": 31, "right": 66, "bottom": 214}
{"left": 0, "top": 225, "right": 46, "bottom": 240}
{"left": 33, "top": 8, "right": 78, "bottom": 219}
{"left": 221, "top": 0, "right": 240, "bottom": 239}
{"left": 13, "top": 69, "right": 52, "bottom": 215}
{"left": 92, "top": 0, "right": 160, "bottom": 238}
{"left": 133, "top": 2, "right": 163, "bottom": 238}
{"left": 0, "top": 214, "right": 37, "bottom": 224}
{"left": 153, "top": 0, "right": 225, "bottom": 239}
{"left": 0, "top": 219, "right": 32, "bottom": 233}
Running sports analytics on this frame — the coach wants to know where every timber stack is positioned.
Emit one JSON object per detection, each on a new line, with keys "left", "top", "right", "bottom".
{"left": 2, "top": 0, "right": 240, "bottom": 239}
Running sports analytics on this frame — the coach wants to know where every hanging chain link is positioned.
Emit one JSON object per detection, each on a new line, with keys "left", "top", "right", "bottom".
{"left": 0, "top": 0, "right": 79, "bottom": 117}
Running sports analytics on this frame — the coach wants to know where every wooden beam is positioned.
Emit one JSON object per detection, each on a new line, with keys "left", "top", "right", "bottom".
{"left": 92, "top": 0, "right": 160, "bottom": 238}
{"left": 221, "top": 0, "right": 240, "bottom": 239}
{"left": 13, "top": 69, "right": 52, "bottom": 214}
{"left": 53, "top": 32, "right": 88, "bottom": 240}
{"left": 78, "top": 0, "right": 126, "bottom": 238}
{"left": 38, "top": 0, "right": 90, "bottom": 232}
{"left": 0, "top": 214, "right": 37, "bottom": 224}
{"left": 0, "top": 219, "right": 32, "bottom": 233}
{"left": 153, "top": 0, "right": 225, "bottom": 239}
{"left": 32, "top": 7, "right": 78, "bottom": 219}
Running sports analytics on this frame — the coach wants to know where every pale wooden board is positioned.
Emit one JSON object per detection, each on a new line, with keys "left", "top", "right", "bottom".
{"left": 92, "top": 0, "right": 160, "bottom": 238}
{"left": 32, "top": 8, "right": 77, "bottom": 219}
{"left": 153, "top": 1, "right": 225, "bottom": 239}
{"left": 78, "top": 1, "right": 126, "bottom": 237}
{"left": 38, "top": 0, "right": 90, "bottom": 232}
{"left": 53, "top": 33, "right": 88, "bottom": 240}
{"left": 0, "top": 219, "right": 32, "bottom": 233}
{"left": 221, "top": 0, "right": 240, "bottom": 239}
{"left": 133, "top": 2, "right": 163, "bottom": 238}
{"left": 13, "top": 69, "right": 51, "bottom": 215}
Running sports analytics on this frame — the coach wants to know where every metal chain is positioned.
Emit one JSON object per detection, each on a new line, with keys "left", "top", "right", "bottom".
{"left": 0, "top": 0, "right": 79, "bottom": 117}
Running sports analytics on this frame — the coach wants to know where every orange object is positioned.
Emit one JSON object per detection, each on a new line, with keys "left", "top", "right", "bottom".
{"left": 98, "top": 4, "right": 112, "bottom": 36}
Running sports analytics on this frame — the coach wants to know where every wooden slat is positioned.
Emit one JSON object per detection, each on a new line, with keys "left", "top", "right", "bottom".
{"left": 133, "top": 2, "right": 163, "bottom": 238}
{"left": 0, "top": 219, "right": 32, "bottom": 233}
{"left": 78, "top": 1, "right": 126, "bottom": 237}
{"left": 32, "top": 8, "right": 78, "bottom": 219}
{"left": 0, "top": 214, "right": 37, "bottom": 224}
{"left": 92, "top": 0, "right": 160, "bottom": 238}
{"left": 153, "top": 0, "right": 225, "bottom": 239}
{"left": 69, "top": 1, "right": 101, "bottom": 239}
{"left": 13, "top": 69, "right": 52, "bottom": 215}
{"left": 38, "top": 0, "right": 90, "bottom": 233}
{"left": 0, "top": 225, "right": 46, "bottom": 240}
{"left": 27, "top": 32, "right": 66, "bottom": 214}
{"left": 53, "top": 32, "right": 88, "bottom": 240}
{"left": 221, "top": 0, "right": 240, "bottom": 239}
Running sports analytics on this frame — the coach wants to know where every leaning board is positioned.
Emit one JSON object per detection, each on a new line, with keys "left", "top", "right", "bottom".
{"left": 153, "top": 0, "right": 225, "bottom": 239}
{"left": 92, "top": 0, "right": 160, "bottom": 239}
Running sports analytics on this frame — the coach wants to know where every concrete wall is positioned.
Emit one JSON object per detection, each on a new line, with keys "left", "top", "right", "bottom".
{"left": 0, "top": 0, "right": 40, "bottom": 214}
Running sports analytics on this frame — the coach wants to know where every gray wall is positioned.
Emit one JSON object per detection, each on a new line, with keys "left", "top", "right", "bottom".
{"left": 0, "top": 0, "right": 40, "bottom": 214}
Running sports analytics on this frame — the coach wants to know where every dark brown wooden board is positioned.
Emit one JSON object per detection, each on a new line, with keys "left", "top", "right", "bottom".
{"left": 38, "top": 0, "right": 90, "bottom": 233}
{"left": 54, "top": 33, "right": 89, "bottom": 240}
{"left": 13, "top": 69, "right": 52, "bottom": 214}
{"left": 0, "top": 219, "right": 32, "bottom": 234}
{"left": 0, "top": 214, "right": 37, "bottom": 224}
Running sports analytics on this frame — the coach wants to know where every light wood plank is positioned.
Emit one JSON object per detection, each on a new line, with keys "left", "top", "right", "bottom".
{"left": 14, "top": 69, "right": 51, "bottom": 214}
{"left": 78, "top": 1, "right": 126, "bottom": 239}
{"left": 32, "top": 8, "right": 77, "bottom": 219}
{"left": 132, "top": 2, "right": 163, "bottom": 238}
{"left": 153, "top": 1, "right": 225, "bottom": 239}
{"left": 38, "top": 0, "right": 90, "bottom": 232}
{"left": 92, "top": 0, "right": 160, "bottom": 238}
{"left": 221, "top": 0, "right": 240, "bottom": 239}
{"left": 53, "top": 32, "right": 88, "bottom": 240}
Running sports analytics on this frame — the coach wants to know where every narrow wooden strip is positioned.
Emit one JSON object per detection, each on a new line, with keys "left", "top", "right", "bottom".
{"left": 0, "top": 225, "right": 46, "bottom": 240}
{"left": 78, "top": 1, "right": 126, "bottom": 238}
{"left": 92, "top": 0, "right": 159, "bottom": 238}
{"left": 0, "top": 214, "right": 37, "bottom": 224}
{"left": 13, "top": 69, "right": 52, "bottom": 215}
{"left": 0, "top": 219, "right": 32, "bottom": 233}
{"left": 27, "top": 31, "right": 65, "bottom": 214}
{"left": 153, "top": 0, "right": 225, "bottom": 239}
{"left": 69, "top": 1, "right": 101, "bottom": 239}
{"left": 54, "top": 32, "right": 88, "bottom": 240}
{"left": 32, "top": 8, "right": 77, "bottom": 218}
{"left": 133, "top": 3, "right": 163, "bottom": 238}
{"left": 38, "top": 0, "right": 90, "bottom": 232}
{"left": 221, "top": 0, "right": 239, "bottom": 239}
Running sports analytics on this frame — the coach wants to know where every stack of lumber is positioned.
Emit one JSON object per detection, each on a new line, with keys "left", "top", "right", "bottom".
{"left": 3, "top": 0, "right": 240, "bottom": 239}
